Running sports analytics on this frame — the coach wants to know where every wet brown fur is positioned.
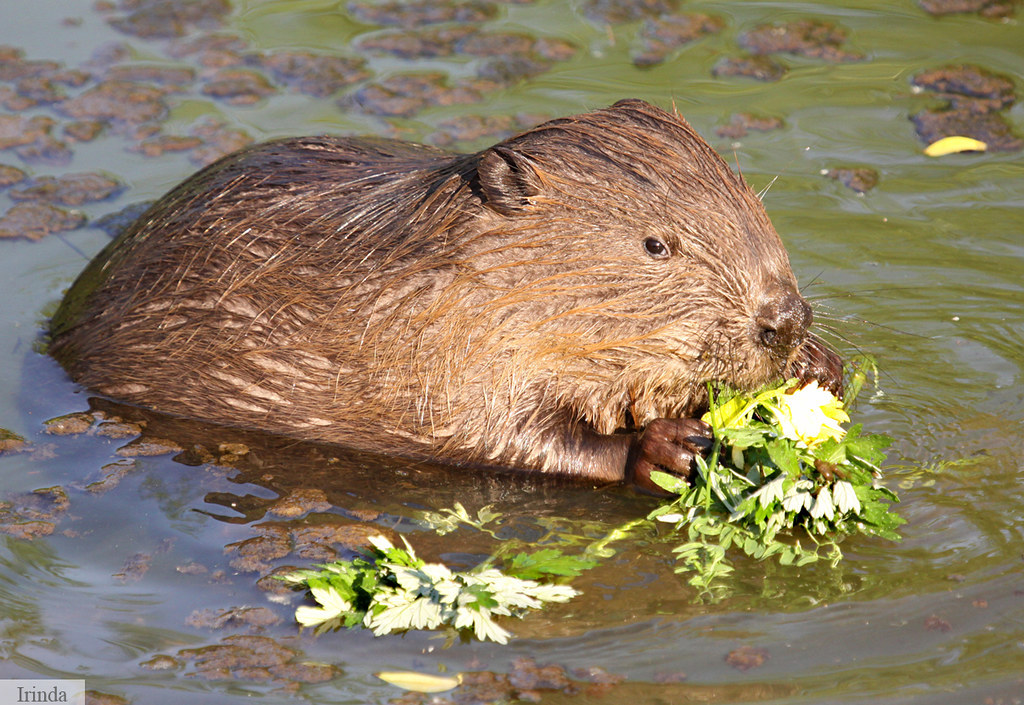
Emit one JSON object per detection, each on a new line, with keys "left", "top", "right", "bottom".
{"left": 49, "top": 99, "right": 834, "bottom": 483}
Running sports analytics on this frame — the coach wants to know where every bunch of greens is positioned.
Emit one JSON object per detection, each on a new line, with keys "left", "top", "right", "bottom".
{"left": 649, "top": 369, "right": 904, "bottom": 591}
{"left": 283, "top": 364, "right": 905, "bottom": 638}
{"left": 279, "top": 535, "right": 584, "bottom": 644}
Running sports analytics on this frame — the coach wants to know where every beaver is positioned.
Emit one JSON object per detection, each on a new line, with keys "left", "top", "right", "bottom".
{"left": 49, "top": 99, "right": 842, "bottom": 493}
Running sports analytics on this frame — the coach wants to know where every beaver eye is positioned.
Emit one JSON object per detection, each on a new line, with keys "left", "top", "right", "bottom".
{"left": 643, "top": 237, "right": 670, "bottom": 259}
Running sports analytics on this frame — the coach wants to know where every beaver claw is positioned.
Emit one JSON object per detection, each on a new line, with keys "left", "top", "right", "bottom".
{"left": 787, "top": 336, "right": 845, "bottom": 399}
{"left": 628, "top": 417, "right": 713, "bottom": 495}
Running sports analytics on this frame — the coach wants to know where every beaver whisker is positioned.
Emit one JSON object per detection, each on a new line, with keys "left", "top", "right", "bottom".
{"left": 756, "top": 174, "right": 782, "bottom": 201}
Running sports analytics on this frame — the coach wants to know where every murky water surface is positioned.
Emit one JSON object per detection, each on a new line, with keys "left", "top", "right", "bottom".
{"left": 1, "top": 1, "right": 1023, "bottom": 703}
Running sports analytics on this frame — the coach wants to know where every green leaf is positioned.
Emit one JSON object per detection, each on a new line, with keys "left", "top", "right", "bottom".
{"left": 764, "top": 438, "right": 802, "bottom": 477}
{"left": 720, "top": 426, "right": 771, "bottom": 449}
{"left": 504, "top": 548, "right": 597, "bottom": 580}
{"left": 462, "top": 583, "right": 500, "bottom": 610}
{"left": 649, "top": 470, "right": 688, "bottom": 494}
{"left": 845, "top": 427, "right": 894, "bottom": 467}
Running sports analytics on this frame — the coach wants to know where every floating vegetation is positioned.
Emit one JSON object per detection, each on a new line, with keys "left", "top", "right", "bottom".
{"left": 280, "top": 535, "right": 587, "bottom": 644}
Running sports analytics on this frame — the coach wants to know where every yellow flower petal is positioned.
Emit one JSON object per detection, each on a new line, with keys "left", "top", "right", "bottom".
{"left": 775, "top": 381, "right": 848, "bottom": 447}
{"left": 924, "top": 136, "right": 988, "bottom": 157}
{"left": 703, "top": 394, "right": 753, "bottom": 429}
{"left": 376, "top": 670, "right": 463, "bottom": 693}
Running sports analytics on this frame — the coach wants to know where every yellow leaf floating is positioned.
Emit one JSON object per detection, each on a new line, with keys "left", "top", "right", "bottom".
{"left": 375, "top": 670, "right": 463, "bottom": 693}
{"left": 924, "top": 136, "right": 988, "bottom": 157}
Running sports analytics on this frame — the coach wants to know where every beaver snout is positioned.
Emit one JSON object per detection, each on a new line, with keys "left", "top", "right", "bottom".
{"left": 754, "top": 288, "right": 813, "bottom": 357}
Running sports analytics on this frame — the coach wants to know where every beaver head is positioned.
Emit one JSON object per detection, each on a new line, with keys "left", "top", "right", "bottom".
{"left": 49, "top": 98, "right": 840, "bottom": 486}
{"left": 462, "top": 98, "right": 819, "bottom": 435}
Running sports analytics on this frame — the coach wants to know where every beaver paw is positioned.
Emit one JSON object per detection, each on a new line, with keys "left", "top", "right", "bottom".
{"left": 629, "top": 418, "right": 713, "bottom": 495}
{"left": 788, "top": 336, "right": 844, "bottom": 399}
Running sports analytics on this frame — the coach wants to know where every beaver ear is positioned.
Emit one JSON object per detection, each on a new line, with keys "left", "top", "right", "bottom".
{"left": 477, "top": 146, "right": 543, "bottom": 216}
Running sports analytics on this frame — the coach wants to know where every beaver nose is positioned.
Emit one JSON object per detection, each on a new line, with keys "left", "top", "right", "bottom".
{"left": 754, "top": 288, "right": 812, "bottom": 355}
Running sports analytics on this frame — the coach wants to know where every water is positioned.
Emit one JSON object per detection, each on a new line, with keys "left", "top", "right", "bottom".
{"left": 1, "top": 1, "right": 1023, "bottom": 703}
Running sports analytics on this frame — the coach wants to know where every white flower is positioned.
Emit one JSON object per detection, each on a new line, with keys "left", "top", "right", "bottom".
{"left": 773, "top": 381, "right": 850, "bottom": 448}
{"left": 453, "top": 604, "right": 512, "bottom": 644}
{"left": 832, "top": 480, "right": 861, "bottom": 515}
{"left": 750, "top": 475, "right": 786, "bottom": 509}
{"left": 368, "top": 534, "right": 397, "bottom": 553}
{"left": 365, "top": 589, "right": 445, "bottom": 635}
{"left": 525, "top": 583, "right": 578, "bottom": 603}
{"left": 731, "top": 445, "right": 745, "bottom": 469}
{"left": 782, "top": 479, "right": 814, "bottom": 513}
{"left": 809, "top": 486, "right": 835, "bottom": 520}
{"left": 296, "top": 585, "right": 351, "bottom": 629}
